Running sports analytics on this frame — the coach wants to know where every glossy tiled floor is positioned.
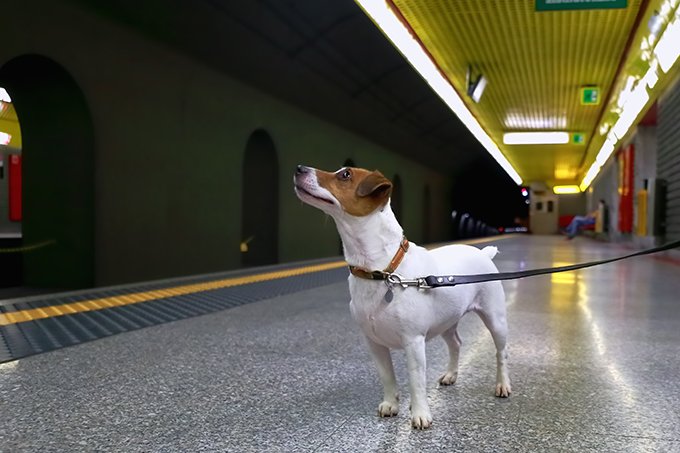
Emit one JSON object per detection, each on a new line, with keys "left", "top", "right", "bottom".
{"left": 1, "top": 235, "right": 679, "bottom": 452}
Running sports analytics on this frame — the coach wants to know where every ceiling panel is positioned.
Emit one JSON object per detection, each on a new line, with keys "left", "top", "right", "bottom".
{"left": 0, "top": 101, "right": 21, "bottom": 148}
{"left": 390, "top": 0, "right": 645, "bottom": 185}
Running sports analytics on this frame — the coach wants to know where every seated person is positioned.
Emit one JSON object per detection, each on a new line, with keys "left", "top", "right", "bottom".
{"left": 565, "top": 200, "right": 606, "bottom": 240}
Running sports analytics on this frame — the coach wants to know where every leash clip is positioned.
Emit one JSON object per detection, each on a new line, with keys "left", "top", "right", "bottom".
{"left": 386, "top": 273, "right": 432, "bottom": 290}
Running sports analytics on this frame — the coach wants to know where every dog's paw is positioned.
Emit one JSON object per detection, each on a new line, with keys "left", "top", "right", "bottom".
{"left": 378, "top": 400, "right": 399, "bottom": 417}
{"left": 495, "top": 382, "right": 512, "bottom": 398}
{"left": 410, "top": 410, "right": 433, "bottom": 430}
{"left": 438, "top": 371, "right": 458, "bottom": 386}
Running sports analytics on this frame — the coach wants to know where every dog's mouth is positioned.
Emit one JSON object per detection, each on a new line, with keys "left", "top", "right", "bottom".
{"left": 295, "top": 185, "right": 335, "bottom": 205}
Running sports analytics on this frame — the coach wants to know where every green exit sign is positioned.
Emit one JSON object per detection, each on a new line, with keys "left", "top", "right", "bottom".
{"left": 572, "top": 133, "right": 586, "bottom": 144}
{"left": 536, "top": 0, "right": 627, "bottom": 11}
{"left": 581, "top": 86, "right": 600, "bottom": 105}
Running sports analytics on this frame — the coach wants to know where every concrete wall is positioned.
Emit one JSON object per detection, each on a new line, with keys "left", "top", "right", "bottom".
{"left": 0, "top": 0, "right": 452, "bottom": 287}
{"left": 557, "top": 192, "right": 586, "bottom": 218}
{"left": 632, "top": 125, "right": 658, "bottom": 246}
{"left": 589, "top": 157, "right": 619, "bottom": 238}
{"left": 529, "top": 182, "right": 558, "bottom": 234}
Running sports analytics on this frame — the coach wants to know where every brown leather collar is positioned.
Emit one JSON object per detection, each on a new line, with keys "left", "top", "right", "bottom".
{"left": 348, "top": 236, "right": 409, "bottom": 280}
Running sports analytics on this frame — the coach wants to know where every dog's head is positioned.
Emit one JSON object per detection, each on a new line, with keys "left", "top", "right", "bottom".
{"left": 293, "top": 165, "right": 393, "bottom": 217}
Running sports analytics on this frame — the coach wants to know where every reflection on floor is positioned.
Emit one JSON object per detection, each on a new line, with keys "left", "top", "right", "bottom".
{"left": 1, "top": 235, "right": 679, "bottom": 451}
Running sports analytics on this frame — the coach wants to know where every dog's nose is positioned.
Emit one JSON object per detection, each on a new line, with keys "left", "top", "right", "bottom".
{"left": 296, "top": 165, "right": 309, "bottom": 175}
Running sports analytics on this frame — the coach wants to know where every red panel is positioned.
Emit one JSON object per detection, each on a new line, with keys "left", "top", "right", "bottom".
{"left": 640, "top": 102, "right": 657, "bottom": 126}
{"left": 8, "top": 154, "right": 22, "bottom": 222}
{"left": 618, "top": 145, "right": 634, "bottom": 233}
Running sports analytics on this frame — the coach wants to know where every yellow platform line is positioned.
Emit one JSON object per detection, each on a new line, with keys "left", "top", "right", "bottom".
{"left": 0, "top": 235, "right": 514, "bottom": 327}
{"left": 0, "top": 260, "right": 348, "bottom": 327}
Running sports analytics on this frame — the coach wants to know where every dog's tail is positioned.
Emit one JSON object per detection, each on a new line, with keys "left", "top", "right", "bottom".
{"left": 481, "top": 246, "right": 499, "bottom": 260}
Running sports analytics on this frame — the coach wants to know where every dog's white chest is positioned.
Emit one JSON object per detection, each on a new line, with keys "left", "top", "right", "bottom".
{"left": 350, "top": 301, "right": 401, "bottom": 348}
{"left": 348, "top": 280, "right": 407, "bottom": 348}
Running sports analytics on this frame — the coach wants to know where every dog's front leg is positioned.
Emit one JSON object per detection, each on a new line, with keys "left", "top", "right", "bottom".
{"left": 365, "top": 337, "right": 399, "bottom": 417}
{"left": 403, "top": 335, "right": 432, "bottom": 429}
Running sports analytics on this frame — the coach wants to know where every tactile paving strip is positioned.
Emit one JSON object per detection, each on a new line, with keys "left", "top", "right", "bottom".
{"left": 0, "top": 263, "right": 349, "bottom": 363}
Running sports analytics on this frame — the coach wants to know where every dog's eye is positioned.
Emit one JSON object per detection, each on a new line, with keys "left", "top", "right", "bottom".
{"left": 339, "top": 169, "right": 352, "bottom": 181}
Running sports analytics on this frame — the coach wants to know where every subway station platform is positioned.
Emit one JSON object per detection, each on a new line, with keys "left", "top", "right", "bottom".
{"left": 1, "top": 235, "right": 680, "bottom": 452}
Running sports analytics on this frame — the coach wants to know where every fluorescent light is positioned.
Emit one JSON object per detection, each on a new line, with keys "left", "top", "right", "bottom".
{"left": 504, "top": 113, "right": 567, "bottom": 129}
{"left": 595, "top": 136, "right": 617, "bottom": 166}
{"left": 0, "top": 88, "right": 11, "bottom": 103}
{"left": 469, "top": 75, "right": 487, "bottom": 103}
{"left": 611, "top": 83, "right": 649, "bottom": 140}
{"left": 580, "top": 162, "right": 601, "bottom": 192}
{"left": 642, "top": 59, "right": 660, "bottom": 89}
{"left": 553, "top": 185, "right": 581, "bottom": 195}
{"left": 654, "top": 14, "right": 680, "bottom": 73}
{"left": 503, "top": 132, "right": 570, "bottom": 145}
{"left": 0, "top": 132, "right": 11, "bottom": 145}
{"left": 354, "top": 0, "right": 522, "bottom": 185}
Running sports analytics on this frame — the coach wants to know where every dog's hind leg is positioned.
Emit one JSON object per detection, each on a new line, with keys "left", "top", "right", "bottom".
{"left": 365, "top": 337, "right": 399, "bottom": 417}
{"left": 475, "top": 299, "right": 512, "bottom": 398}
{"left": 438, "top": 323, "right": 461, "bottom": 386}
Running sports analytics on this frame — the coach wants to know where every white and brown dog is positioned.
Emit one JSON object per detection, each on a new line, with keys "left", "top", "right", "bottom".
{"left": 293, "top": 165, "right": 511, "bottom": 429}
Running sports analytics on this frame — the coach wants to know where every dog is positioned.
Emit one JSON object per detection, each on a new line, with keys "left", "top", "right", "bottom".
{"left": 293, "top": 165, "right": 511, "bottom": 429}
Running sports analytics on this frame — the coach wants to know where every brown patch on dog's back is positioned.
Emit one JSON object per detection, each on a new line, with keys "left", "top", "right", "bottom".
{"left": 316, "top": 167, "right": 393, "bottom": 216}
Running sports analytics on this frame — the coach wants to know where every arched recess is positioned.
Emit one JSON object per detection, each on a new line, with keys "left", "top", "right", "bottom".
{"left": 391, "top": 174, "right": 403, "bottom": 225}
{"left": 0, "top": 55, "right": 95, "bottom": 289}
{"left": 423, "top": 185, "right": 432, "bottom": 243}
{"left": 241, "top": 129, "right": 279, "bottom": 267}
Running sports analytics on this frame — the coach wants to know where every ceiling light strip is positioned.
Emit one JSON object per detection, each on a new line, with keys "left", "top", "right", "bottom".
{"left": 553, "top": 185, "right": 581, "bottom": 195}
{"left": 503, "top": 132, "right": 570, "bottom": 145}
{"left": 579, "top": 0, "right": 652, "bottom": 176}
{"left": 354, "top": 0, "right": 522, "bottom": 185}
{"left": 0, "top": 131, "right": 11, "bottom": 145}
{"left": 581, "top": 0, "right": 680, "bottom": 191}
{"left": 0, "top": 88, "right": 11, "bottom": 103}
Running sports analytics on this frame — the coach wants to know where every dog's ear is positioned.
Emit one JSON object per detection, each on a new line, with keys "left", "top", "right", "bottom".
{"left": 356, "top": 171, "right": 393, "bottom": 199}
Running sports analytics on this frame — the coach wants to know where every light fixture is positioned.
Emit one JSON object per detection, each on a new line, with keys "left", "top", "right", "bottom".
{"left": 648, "top": 11, "right": 663, "bottom": 38}
{"left": 642, "top": 59, "right": 660, "bottom": 89}
{"left": 504, "top": 113, "right": 567, "bottom": 129}
{"left": 595, "top": 136, "right": 617, "bottom": 166}
{"left": 0, "top": 87, "right": 11, "bottom": 103}
{"left": 610, "top": 82, "right": 649, "bottom": 140}
{"left": 0, "top": 132, "right": 11, "bottom": 145}
{"left": 354, "top": 0, "right": 522, "bottom": 185}
{"left": 580, "top": 162, "right": 601, "bottom": 192}
{"left": 466, "top": 66, "right": 487, "bottom": 103}
{"left": 553, "top": 185, "right": 581, "bottom": 195}
{"left": 654, "top": 11, "right": 680, "bottom": 73}
{"left": 503, "top": 132, "right": 570, "bottom": 145}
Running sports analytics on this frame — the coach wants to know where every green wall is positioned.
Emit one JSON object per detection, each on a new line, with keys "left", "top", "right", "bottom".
{"left": 0, "top": 0, "right": 453, "bottom": 287}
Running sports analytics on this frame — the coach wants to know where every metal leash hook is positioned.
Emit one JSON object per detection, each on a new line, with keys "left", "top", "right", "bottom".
{"left": 386, "top": 273, "right": 432, "bottom": 290}
{"left": 384, "top": 273, "right": 435, "bottom": 302}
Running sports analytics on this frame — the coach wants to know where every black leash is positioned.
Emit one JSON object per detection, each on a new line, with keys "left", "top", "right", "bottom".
{"left": 420, "top": 239, "right": 680, "bottom": 288}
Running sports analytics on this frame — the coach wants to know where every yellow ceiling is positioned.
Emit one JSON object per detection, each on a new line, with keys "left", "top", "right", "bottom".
{"left": 388, "top": 0, "right": 672, "bottom": 187}
{"left": 0, "top": 100, "right": 21, "bottom": 149}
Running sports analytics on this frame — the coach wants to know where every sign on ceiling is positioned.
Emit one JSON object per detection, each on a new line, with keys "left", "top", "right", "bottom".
{"left": 536, "top": 0, "right": 627, "bottom": 11}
